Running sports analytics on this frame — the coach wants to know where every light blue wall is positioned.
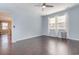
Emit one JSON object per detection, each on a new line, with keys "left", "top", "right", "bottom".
{"left": 42, "top": 4, "right": 79, "bottom": 40}
{"left": 0, "top": 3, "right": 42, "bottom": 42}
{"left": 42, "top": 16, "right": 48, "bottom": 35}
{"left": 67, "top": 5, "right": 79, "bottom": 40}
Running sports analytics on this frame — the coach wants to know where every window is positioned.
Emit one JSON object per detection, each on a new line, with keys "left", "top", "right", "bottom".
{"left": 2, "top": 23, "right": 8, "bottom": 30}
{"left": 48, "top": 14, "right": 67, "bottom": 32}
{"left": 48, "top": 17, "right": 56, "bottom": 30}
{"left": 57, "top": 15, "right": 66, "bottom": 29}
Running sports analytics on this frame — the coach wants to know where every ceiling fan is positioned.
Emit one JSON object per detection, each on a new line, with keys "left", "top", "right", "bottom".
{"left": 35, "top": 3, "right": 54, "bottom": 11}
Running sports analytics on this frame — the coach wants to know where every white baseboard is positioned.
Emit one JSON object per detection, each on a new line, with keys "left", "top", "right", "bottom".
{"left": 43, "top": 34, "right": 79, "bottom": 41}
{"left": 12, "top": 34, "right": 79, "bottom": 43}
{"left": 12, "top": 35, "right": 41, "bottom": 43}
{"left": 67, "top": 37, "right": 79, "bottom": 41}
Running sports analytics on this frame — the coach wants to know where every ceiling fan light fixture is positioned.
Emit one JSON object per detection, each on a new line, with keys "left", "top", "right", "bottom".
{"left": 42, "top": 5, "right": 46, "bottom": 8}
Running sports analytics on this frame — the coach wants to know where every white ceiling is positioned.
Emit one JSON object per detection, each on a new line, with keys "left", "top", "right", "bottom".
{"left": 0, "top": 3, "right": 78, "bottom": 16}
{"left": 31, "top": 3, "right": 79, "bottom": 16}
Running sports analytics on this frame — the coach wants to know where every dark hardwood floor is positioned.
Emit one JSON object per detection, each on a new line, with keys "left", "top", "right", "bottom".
{"left": 0, "top": 35, "right": 79, "bottom": 55}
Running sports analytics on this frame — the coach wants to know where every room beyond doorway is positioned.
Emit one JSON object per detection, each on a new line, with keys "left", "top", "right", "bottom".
{"left": 0, "top": 12, "right": 13, "bottom": 43}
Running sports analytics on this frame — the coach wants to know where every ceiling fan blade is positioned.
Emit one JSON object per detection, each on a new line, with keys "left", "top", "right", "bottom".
{"left": 46, "top": 5, "right": 54, "bottom": 7}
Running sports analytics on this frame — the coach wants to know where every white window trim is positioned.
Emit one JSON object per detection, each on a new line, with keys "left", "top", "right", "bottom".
{"left": 48, "top": 13, "right": 69, "bottom": 38}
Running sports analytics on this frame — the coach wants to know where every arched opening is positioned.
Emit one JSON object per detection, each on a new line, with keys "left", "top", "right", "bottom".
{"left": 0, "top": 12, "right": 13, "bottom": 45}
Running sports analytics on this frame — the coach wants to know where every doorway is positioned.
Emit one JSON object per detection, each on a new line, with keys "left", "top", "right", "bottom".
{"left": 0, "top": 12, "right": 12, "bottom": 44}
